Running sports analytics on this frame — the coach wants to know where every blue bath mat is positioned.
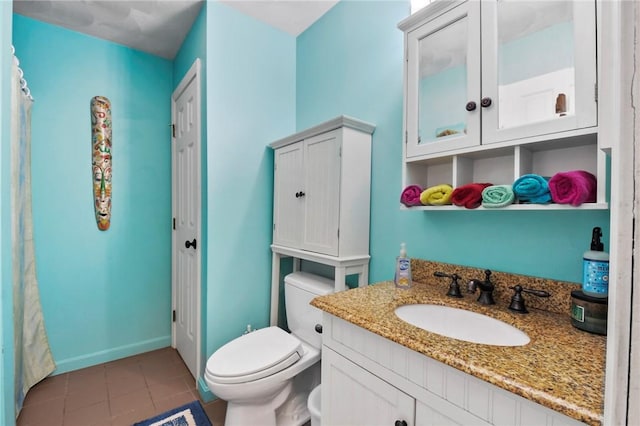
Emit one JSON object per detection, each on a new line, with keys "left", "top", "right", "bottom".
{"left": 133, "top": 400, "right": 212, "bottom": 426}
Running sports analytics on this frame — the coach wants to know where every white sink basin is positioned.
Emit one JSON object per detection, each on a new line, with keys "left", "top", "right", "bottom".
{"left": 395, "top": 304, "right": 530, "bottom": 346}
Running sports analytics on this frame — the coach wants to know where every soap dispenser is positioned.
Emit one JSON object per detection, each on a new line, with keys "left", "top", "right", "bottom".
{"left": 394, "top": 242, "right": 413, "bottom": 289}
{"left": 582, "top": 227, "right": 609, "bottom": 298}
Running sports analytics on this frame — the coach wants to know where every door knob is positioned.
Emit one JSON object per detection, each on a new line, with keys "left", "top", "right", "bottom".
{"left": 185, "top": 239, "right": 197, "bottom": 249}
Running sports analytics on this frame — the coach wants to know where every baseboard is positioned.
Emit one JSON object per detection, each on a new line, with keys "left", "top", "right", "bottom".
{"left": 52, "top": 335, "right": 172, "bottom": 374}
{"left": 197, "top": 376, "right": 215, "bottom": 403}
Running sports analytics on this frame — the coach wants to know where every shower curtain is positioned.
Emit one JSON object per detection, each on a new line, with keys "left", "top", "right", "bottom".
{"left": 11, "top": 50, "right": 55, "bottom": 415}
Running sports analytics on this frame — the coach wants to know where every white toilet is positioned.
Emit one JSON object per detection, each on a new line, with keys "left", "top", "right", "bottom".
{"left": 205, "top": 272, "right": 333, "bottom": 426}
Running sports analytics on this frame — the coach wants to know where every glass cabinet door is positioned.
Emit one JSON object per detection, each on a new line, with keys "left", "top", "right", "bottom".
{"left": 405, "top": 1, "right": 480, "bottom": 158}
{"left": 481, "top": 0, "right": 597, "bottom": 145}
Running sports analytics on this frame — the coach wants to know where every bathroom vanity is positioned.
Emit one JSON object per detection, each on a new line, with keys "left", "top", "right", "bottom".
{"left": 312, "top": 261, "right": 605, "bottom": 426}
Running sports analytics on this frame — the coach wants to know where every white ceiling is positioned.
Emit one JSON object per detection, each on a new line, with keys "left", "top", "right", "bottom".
{"left": 13, "top": 0, "right": 339, "bottom": 60}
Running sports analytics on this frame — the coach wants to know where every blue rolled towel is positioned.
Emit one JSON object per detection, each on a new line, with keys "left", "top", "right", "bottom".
{"left": 481, "top": 185, "right": 515, "bottom": 208}
{"left": 512, "top": 174, "right": 552, "bottom": 204}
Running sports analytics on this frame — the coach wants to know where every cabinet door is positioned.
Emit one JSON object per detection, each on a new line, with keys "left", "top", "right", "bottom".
{"left": 322, "top": 348, "right": 415, "bottom": 426}
{"left": 406, "top": 1, "right": 481, "bottom": 158}
{"left": 302, "top": 131, "right": 341, "bottom": 256}
{"left": 480, "top": 0, "right": 597, "bottom": 144}
{"left": 273, "top": 142, "right": 304, "bottom": 248}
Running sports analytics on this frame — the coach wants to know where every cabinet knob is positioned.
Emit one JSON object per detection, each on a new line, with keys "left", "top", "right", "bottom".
{"left": 394, "top": 421, "right": 407, "bottom": 426}
{"left": 465, "top": 101, "right": 477, "bottom": 111}
{"left": 481, "top": 97, "right": 492, "bottom": 108}
{"left": 185, "top": 239, "right": 197, "bottom": 249}
{"left": 295, "top": 191, "right": 306, "bottom": 198}
{"left": 314, "top": 324, "right": 323, "bottom": 334}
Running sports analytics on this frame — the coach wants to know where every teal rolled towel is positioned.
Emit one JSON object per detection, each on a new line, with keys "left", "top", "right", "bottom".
{"left": 481, "top": 185, "right": 515, "bottom": 208}
{"left": 512, "top": 174, "right": 551, "bottom": 203}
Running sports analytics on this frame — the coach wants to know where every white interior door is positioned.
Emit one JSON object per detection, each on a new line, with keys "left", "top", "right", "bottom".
{"left": 171, "top": 59, "right": 201, "bottom": 380}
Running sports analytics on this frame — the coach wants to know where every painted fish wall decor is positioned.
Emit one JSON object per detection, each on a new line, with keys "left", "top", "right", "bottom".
{"left": 91, "top": 96, "right": 112, "bottom": 231}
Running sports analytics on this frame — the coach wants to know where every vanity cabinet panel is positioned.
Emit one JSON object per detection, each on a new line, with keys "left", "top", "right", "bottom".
{"left": 399, "top": 0, "right": 605, "bottom": 211}
{"left": 322, "top": 348, "right": 415, "bottom": 426}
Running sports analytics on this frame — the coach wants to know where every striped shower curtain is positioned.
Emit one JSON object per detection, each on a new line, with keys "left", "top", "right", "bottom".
{"left": 11, "top": 51, "right": 55, "bottom": 415}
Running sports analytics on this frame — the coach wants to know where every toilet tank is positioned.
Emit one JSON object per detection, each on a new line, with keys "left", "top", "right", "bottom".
{"left": 284, "top": 272, "right": 334, "bottom": 349}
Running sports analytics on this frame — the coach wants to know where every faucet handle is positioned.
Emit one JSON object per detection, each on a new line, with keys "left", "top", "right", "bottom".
{"left": 434, "top": 272, "right": 463, "bottom": 298}
{"left": 508, "top": 285, "right": 551, "bottom": 314}
{"left": 484, "top": 269, "right": 493, "bottom": 283}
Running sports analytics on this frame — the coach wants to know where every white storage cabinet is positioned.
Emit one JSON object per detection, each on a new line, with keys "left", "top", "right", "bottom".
{"left": 398, "top": 0, "right": 606, "bottom": 210}
{"left": 269, "top": 116, "right": 375, "bottom": 325}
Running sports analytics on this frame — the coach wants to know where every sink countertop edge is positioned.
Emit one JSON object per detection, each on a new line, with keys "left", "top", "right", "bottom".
{"left": 311, "top": 280, "right": 605, "bottom": 426}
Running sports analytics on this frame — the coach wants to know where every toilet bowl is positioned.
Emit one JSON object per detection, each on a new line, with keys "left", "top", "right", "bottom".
{"left": 205, "top": 272, "right": 333, "bottom": 426}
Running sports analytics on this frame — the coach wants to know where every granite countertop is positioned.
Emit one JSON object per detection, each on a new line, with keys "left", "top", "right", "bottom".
{"left": 310, "top": 261, "right": 606, "bottom": 425}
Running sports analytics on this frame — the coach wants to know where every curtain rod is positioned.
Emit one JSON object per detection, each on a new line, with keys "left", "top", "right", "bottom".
{"left": 11, "top": 45, "right": 34, "bottom": 101}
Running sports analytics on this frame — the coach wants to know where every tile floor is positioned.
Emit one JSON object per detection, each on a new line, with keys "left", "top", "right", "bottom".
{"left": 16, "top": 347, "right": 227, "bottom": 426}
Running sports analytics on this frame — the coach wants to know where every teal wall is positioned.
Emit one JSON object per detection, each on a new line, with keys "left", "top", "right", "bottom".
{"left": 1, "top": 2, "right": 14, "bottom": 423}
{"left": 204, "top": 1, "right": 296, "bottom": 360}
{"left": 12, "top": 15, "right": 173, "bottom": 373}
{"left": 297, "top": 0, "right": 610, "bottom": 284}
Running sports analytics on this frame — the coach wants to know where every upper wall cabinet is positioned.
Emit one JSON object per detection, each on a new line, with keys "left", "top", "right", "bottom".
{"left": 402, "top": 0, "right": 597, "bottom": 158}
{"left": 398, "top": 0, "right": 606, "bottom": 210}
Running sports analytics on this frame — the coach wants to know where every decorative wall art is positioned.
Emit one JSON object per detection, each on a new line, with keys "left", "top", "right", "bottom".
{"left": 90, "top": 96, "right": 112, "bottom": 230}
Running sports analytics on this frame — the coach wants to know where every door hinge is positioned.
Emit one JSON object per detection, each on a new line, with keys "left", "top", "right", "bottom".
{"left": 172, "top": 310, "right": 176, "bottom": 322}
{"left": 171, "top": 124, "right": 176, "bottom": 138}
{"left": 173, "top": 217, "right": 176, "bottom": 230}
{"left": 594, "top": 82, "right": 598, "bottom": 102}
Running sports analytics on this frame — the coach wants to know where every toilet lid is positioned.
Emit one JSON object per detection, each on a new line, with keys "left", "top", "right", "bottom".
{"left": 206, "top": 326, "right": 302, "bottom": 384}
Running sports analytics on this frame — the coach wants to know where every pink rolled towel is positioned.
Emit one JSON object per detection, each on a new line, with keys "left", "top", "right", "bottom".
{"left": 400, "top": 185, "right": 423, "bottom": 207}
{"left": 548, "top": 170, "right": 597, "bottom": 206}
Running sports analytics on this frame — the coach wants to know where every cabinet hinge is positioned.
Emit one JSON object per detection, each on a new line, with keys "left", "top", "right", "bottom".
{"left": 337, "top": 228, "right": 340, "bottom": 238}
{"left": 594, "top": 82, "right": 598, "bottom": 102}
{"left": 405, "top": 131, "right": 408, "bottom": 144}
{"left": 171, "top": 124, "right": 176, "bottom": 138}
{"left": 339, "top": 147, "right": 342, "bottom": 157}
{"left": 273, "top": 223, "right": 276, "bottom": 231}
{"left": 172, "top": 310, "right": 176, "bottom": 322}
{"left": 173, "top": 217, "right": 176, "bottom": 230}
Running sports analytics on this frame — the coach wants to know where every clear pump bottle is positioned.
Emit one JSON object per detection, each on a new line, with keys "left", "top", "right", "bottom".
{"left": 394, "top": 242, "right": 413, "bottom": 289}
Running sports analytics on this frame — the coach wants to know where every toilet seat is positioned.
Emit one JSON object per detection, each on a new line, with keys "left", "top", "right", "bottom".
{"left": 206, "top": 326, "right": 303, "bottom": 384}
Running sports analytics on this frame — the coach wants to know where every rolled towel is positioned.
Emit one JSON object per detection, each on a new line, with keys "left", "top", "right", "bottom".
{"left": 420, "top": 184, "right": 453, "bottom": 206}
{"left": 512, "top": 174, "right": 552, "bottom": 204}
{"left": 548, "top": 170, "right": 597, "bottom": 206}
{"left": 451, "top": 183, "right": 492, "bottom": 209}
{"left": 400, "top": 185, "right": 423, "bottom": 207}
{"left": 481, "top": 185, "right": 515, "bottom": 208}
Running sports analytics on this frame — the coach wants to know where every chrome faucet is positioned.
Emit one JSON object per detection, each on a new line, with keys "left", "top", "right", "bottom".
{"left": 467, "top": 270, "right": 495, "bottom": 305}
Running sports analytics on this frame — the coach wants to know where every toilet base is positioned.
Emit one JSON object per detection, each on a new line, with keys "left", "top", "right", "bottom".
{"left": 223, "top": 362, "right": 320, "bottom": 426}
{"left": 275, "top": 362, "right": 320, "bottom": 426}
{"left": 225, "top": 381, "right": 292, "bottom": 426}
